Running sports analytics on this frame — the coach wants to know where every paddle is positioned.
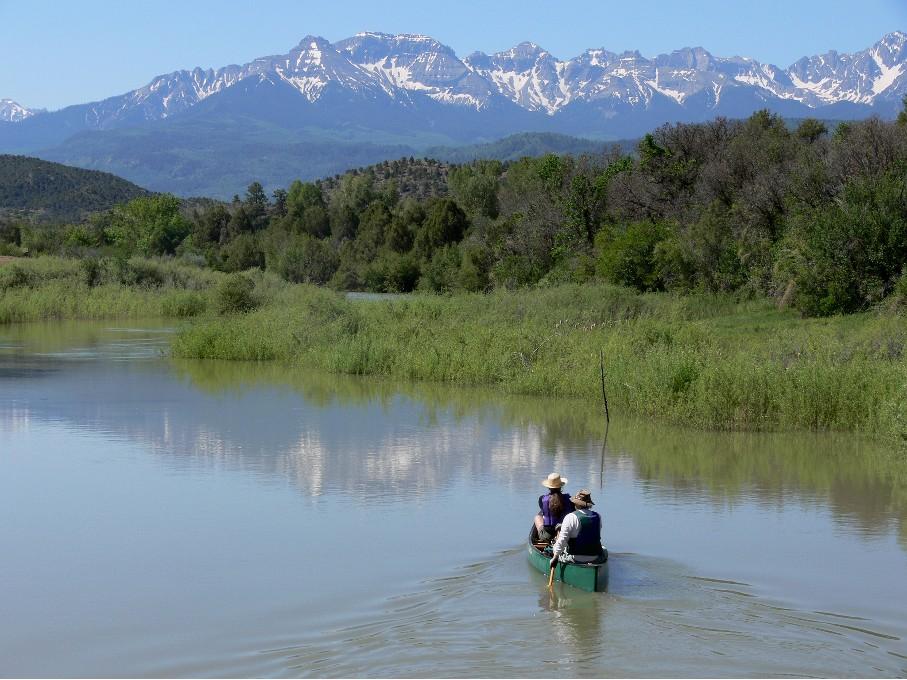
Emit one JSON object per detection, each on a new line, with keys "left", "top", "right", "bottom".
{"left": 548, "top": 558, "right": 556, "bottom": 588}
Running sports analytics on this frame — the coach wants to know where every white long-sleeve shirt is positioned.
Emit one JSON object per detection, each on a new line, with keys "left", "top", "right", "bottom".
{"left": 552, "top": 509, "right": 602, "bottom": 563}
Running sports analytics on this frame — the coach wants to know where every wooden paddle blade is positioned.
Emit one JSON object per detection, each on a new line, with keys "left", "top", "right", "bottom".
{"left": 548, "top": 566, "right": 556, "bottom": 588}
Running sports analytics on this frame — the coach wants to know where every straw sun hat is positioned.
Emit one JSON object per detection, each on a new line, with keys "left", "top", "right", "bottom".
{"left": 542, "top": 472, "right": 568, "bottom": 489}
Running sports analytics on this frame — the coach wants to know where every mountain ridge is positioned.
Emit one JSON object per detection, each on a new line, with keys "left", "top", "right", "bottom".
{"left": 1, "top": 31, "right": 904, "bottom": 198}
{"left": 4, "top": 30, "right": 905, "bottom": 131}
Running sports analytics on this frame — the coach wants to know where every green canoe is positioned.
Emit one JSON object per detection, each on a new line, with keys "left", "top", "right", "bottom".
{"left": 527, "top": 537, "right": 609, "bottom": 592}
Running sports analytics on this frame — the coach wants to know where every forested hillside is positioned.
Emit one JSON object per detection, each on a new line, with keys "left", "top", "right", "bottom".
{"left": 4, "top": 109, "right": 907, "bottom": 317}
{"left": 0, "top": 155, "right": 147, "bottom": 222}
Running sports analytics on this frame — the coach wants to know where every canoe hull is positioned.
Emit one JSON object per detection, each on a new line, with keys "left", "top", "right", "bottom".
{"left": 527, "top": 541, "right": 609, "bottom": 592}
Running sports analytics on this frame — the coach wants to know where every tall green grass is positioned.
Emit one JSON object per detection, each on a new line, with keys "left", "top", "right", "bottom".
{"left": 171, "top": 283, "right": 907, "bottom": 443}
{"left": 0, "top": 256, "right": 221, "bottom": 323}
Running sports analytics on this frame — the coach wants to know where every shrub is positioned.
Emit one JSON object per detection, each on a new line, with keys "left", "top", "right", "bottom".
{"left": 220, "top": 233, "right": 265, "bottom": 272}
{"left": 362, "top": 252, "right": 420, "bottom": 293}
{"left": 216, "top": 274, "right": 257, "bottom": 315}
{"left": 161, "top": 290, "right": 207, "bottom": 317}
{"left": 596, "top": 221, "right": 670, "bottom": 291}
{"left": 277, "top": 235, "right": 339, "bottom": 284}
{"left": 79, "top": 258, "right": 102, "bottom": 288}
{"left": 0, "top": 264, "right": 33, "bottom": 290}
{"left": 419, "top": 244, "right": 462, "bottom": 293}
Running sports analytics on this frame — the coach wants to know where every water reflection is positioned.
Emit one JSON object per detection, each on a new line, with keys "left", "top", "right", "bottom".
{"left": 1, "top": 326, "right": 906, "bottom": 545}
{"left": 3, "top": 322, "right": 907, "bottom": 676}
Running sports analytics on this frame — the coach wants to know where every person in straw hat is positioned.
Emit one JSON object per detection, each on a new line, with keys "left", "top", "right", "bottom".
{"left": 549, "top": 489, "right": 604, "bottom": 568}
{"left": 532, "top": 473, "right": 575, "bottom": 543}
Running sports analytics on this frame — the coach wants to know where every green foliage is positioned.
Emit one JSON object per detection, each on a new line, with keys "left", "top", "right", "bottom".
{"left": 420, "top": 244, "right": 463, "bottom": 293}
{"left": 275, "top": 234, "right": 339, "bottom": 285}
{"left": 172, "top": 283, "right": 907, "bottom": 443}
{"left": 414, "top": 199, "right": 468, "bottom": 259}
{"left": 161, "top": 290, "right": 207, "bottom": 317}
{"left": 0, "top": 154, "right": 147, "bottom": 223}
{"left": 777, "top": 170, "right": 907, "bottom": 315}
{"left": 361, "top": 251, "right": 421, "bottom": 293}
{"left": 0, "top": 256, "right": 220, "bottom": 323}
{"left": 285, "top": 181, "right": 330, "bottom": 237}
{"left": 796, "top": 118, "right": 828, "bottom": 143}
{"left": 106, "top": 194, "right": 191, "bottom": 256}
{"left": 596, "top": 221, "right": 670, "bottom": 291}
{"left": 448, "top": 162, "right": 500, "bottom": 218}
{"left": 11, "top": 113, "right": 907, "bottom": 319}
{"left": 215, "top": 274, "right": 257, "bottom": 315}
{"left": 218, "top": 232, "right": 265, "bottom": 272}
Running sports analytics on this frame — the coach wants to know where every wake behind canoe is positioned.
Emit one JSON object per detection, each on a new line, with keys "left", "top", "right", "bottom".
{"left": 527, "top": 537, "right": 609, "bottom": 592}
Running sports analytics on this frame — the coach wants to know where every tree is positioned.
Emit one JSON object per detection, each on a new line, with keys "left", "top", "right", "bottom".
{"left": 219, "top": 233, "right": 265, "bottom": 272}
{"left": 285, "top": 181, "right": 330, "bottom": 237}
{"left": 106, "top": 194, "right": 190, "bottom": 256}
{"left": 796, "top": 118, "right": 828, "bottom": 143}
{"left": 448, "top": 161, "right": 501, "bottom": 219}
{"left": 386, "top": 199, "right": 423, "bottom": 253}
{"left": 595, "top": 220, "right": 670, "bottom": 291}
{"left": 414, "top": 199, "right": 468, "bottom": 260}
{"left": 776, "top": 170, "right": 907, "bottom": 315}
{"left": 329, "top": 173, "right": 376, "bottom": 242}
{"left": 271, "top": 188, "right": 288, "bottom": 217}
{"left": 242, "top": 182, "right": 269, "bottom": 232}
{"left": 276, "top": 234, "right": 339, "bottom": 284}
{"left": 191, "top": 204, "right": 230, "bottom": 247}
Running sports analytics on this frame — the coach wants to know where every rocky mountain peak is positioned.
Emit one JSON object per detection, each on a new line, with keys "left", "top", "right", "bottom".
{"left": 0, "top": 99, "right": 39, "bottom": 123}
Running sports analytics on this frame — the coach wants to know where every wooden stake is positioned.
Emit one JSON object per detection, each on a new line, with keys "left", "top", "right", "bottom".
{"left": 599, "top": 348, "right": 610, "bottom": 490}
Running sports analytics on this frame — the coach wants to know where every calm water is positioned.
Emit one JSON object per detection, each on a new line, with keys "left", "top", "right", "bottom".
{"left": 1, "top": 321, "right": 906, "bottom": 678}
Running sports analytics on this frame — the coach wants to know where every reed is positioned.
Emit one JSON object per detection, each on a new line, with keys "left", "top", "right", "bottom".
{"left": 0, "top": 256, "right": 222, "bottom": 323}
{"left": 171, "top": 284, "right": 907, "bottom": 443}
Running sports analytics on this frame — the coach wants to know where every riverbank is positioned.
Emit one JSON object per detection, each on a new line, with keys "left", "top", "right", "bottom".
{"left": 171, "top": 281, "right": 907, "bottom": 443}
{"left": 3, "top": 257, "right": 905, "bottom": 442}
{"left": 0, "top": 256, "right": 221, "bottom": 323}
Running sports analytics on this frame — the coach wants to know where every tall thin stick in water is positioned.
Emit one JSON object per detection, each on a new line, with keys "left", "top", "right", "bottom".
{"left": 599, "top": 349, "right": 610, "bottom": 490}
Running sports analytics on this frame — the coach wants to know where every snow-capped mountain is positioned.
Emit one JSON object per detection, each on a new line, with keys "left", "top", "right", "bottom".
{"left": 4, "top": 30, "right": 904, "bottom": 134}
{"left": 1, "top": 31, "right": 905, "bottom": 198}
{"left": 0, "top": 99, "right": 39, "bottom": 123}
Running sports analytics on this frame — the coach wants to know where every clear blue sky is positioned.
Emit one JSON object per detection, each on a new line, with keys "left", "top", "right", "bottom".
{"left": 3, "top": 0, "right": 905, "bottom": 111}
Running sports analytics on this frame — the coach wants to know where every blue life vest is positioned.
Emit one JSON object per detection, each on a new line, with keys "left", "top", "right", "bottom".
{"left": 539, "top": 492, "right": 574, "bottom": 527}
{"left": 567, "top": 510, "right": 602, "bottom": 557}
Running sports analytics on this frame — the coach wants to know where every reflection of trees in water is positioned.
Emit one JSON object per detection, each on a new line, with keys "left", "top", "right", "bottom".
{"left": 3, "top": 350, "right": 906, "bottom": 540}
{"left": 616, "top": 423, "right": 907, "bottom": 539}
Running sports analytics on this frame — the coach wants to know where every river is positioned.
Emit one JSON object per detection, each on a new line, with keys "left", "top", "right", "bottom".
{"left": 1, "top": 321, "right": 906, "bottom": 677}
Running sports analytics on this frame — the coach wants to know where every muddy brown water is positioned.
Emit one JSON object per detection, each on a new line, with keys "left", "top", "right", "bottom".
{"left": 1, "top": 321, "right": 906, "bottom": 677}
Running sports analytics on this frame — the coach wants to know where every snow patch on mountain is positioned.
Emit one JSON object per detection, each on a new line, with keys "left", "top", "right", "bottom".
{"left": 14, "top": 30, "right": 907, "bottom": 131}
{"left": 0, "top": 99, "right": 40, "bottom": 122}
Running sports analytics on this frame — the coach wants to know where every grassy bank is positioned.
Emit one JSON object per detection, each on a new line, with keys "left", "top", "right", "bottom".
{"left": 0, "top": 256, "right": 222, "bottom": 323}
{"left": 171, "top": 282, "right": 907, "bottom": 443}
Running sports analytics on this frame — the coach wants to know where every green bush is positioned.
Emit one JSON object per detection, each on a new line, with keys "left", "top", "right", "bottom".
{"left": 79, "top": 258, "right": 102, "bottom": 288}
{"left": 596, "top": 221, "right": 669, "bottom": 291}
{"left": 0, "top": 264, "right": 34, "bottom": 290}
{"left": 216, "top": 274, "right": 257, "bottom": 315}
{"left": 161, "top": 290, "right": 208, "bottom": 317}
{"left": 219, "top": 233, "right": 265, "bottom": 272}
{"left": 362, "top": 252, "right": 420, "bottom": 293}
{"left": 276, "top": 235, "right": 339, "bottom": 284}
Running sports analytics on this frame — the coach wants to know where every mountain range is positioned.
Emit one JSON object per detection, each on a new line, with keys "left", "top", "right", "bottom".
{"left": 1, "top": 31, "right": 904, "bottom": 197}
